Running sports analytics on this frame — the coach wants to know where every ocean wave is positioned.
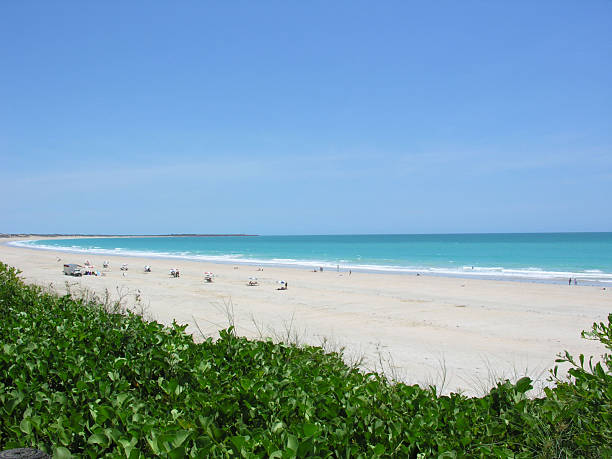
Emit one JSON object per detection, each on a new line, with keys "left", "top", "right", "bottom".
{"left": 462, "top": 266, "right": 504, "bottom": 272}
{"left": 8, "top": 239, "right": 612, "bottom": 284}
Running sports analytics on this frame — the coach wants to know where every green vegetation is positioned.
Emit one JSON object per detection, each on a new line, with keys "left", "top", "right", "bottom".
{"left": 0, "top": 262, "right": 610, "bottom": 458}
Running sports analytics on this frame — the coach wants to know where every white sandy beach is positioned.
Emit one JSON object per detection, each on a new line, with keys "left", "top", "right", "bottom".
{"left": 2, "top": 237, "right": 610, "bottom": 396}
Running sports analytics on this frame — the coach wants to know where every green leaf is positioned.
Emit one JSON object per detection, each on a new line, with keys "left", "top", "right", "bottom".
{"left": 240, "top": 378, "right": 252, "bottom": 391}
{"left": 303, "top": 423, "right": 319, "bottom": 437}
{"left": 19, "top": 418, "right": 32, "bottom": 435}
{"left": 286, "top": 434, "right": 298, "bottom": 452}
{"left": 172, "top": 430, "right": 191, "bottom": 448}
{"left": 168, "top": 446, "right": 186, "bottom": 459}
{"left": 118, "top": 437, "right": 137, "bottom": 457}
{"left": 115, "top": 392, "right": 129, "bottom": 406}
{"left": 54, "top": 447, "right": 72, "bottom": 459}
{"left": 146, "top": 436, "right": 160, "bottom": 455}
{"left": 515, "top": 377, "right": 532, "bottom": 394}
{"left": 58, "top": 428, "right": 71, "bottom": 446}
{"left": 271, "top": 422, "right": 284, "bottom": 434}
{"left": 230, "top": 435, "right": 246, "bottom": 450}
{"left": 87, "top": 433, "right": 107, "bottom": 445}
{"left": 208, "top": 425, "right": 224, "bottom": 442}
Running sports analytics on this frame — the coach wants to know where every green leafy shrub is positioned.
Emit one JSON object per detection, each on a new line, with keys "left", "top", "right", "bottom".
{"left": 0, "top": 262, "right": 610, "bottom": 457}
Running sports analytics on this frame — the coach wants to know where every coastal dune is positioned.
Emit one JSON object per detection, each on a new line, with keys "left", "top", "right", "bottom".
{"left": 2, "top": 238, "right": 610, "bottom": 395}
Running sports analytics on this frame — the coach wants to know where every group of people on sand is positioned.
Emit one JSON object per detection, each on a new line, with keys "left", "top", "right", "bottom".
{"left": 568, "top": 277, "right": 579, "bottom": 285}
{"left": 81, "top": 259, "right": 101, "bottom": 276}
{"left": 64, "top": 258, "right": 295, "bottom": 291}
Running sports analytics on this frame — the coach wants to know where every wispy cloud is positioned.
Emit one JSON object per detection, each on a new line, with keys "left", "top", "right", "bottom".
{"left": 0, "top": 153, "right": 374, "bottom": 188}
{"left": 3, "top": 148, "right": 609, "bottom": 191}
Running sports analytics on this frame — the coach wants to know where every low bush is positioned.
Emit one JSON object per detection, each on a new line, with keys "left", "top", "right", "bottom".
{"left": 0, "top": 262, "right": 610, "bottom": 457}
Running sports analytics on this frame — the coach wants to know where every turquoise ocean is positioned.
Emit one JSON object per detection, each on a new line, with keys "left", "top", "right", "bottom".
{"left": 11, "top": 233, "right": 612, "bottom": 285}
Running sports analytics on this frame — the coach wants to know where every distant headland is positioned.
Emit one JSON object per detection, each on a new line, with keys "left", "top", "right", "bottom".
{"left": 0, "top": 233, "right": 258, "bottom": 238}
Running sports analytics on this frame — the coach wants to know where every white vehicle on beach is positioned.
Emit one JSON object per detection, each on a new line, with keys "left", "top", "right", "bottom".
{"left": 63, "top": 264, "right": 83, "bottom": 276}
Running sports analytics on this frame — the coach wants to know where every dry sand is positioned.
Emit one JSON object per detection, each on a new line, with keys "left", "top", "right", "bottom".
{"left": 1, "top": 237, "right": 610, "bottom": 395}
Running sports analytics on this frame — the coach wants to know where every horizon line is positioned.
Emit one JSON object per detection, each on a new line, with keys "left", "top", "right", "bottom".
{"left": 2, "top": 231, "right": 611, "bottom": 238}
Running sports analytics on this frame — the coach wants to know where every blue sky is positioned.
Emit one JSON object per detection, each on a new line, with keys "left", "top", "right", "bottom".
{"left": 1, "top": 1, "right": 611, "bottom": 235}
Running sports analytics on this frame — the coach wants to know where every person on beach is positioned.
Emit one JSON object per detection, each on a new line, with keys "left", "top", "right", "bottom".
{"left": 569, "top": 278, "right": 572, "bottom": 285}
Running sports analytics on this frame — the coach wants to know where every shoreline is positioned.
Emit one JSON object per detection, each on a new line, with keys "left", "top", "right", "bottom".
{"left": 1, "top": 236, "right": 610, "bottom": 395}
{"left": 8, "top": 236, "right": 612, "bottom": 287}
